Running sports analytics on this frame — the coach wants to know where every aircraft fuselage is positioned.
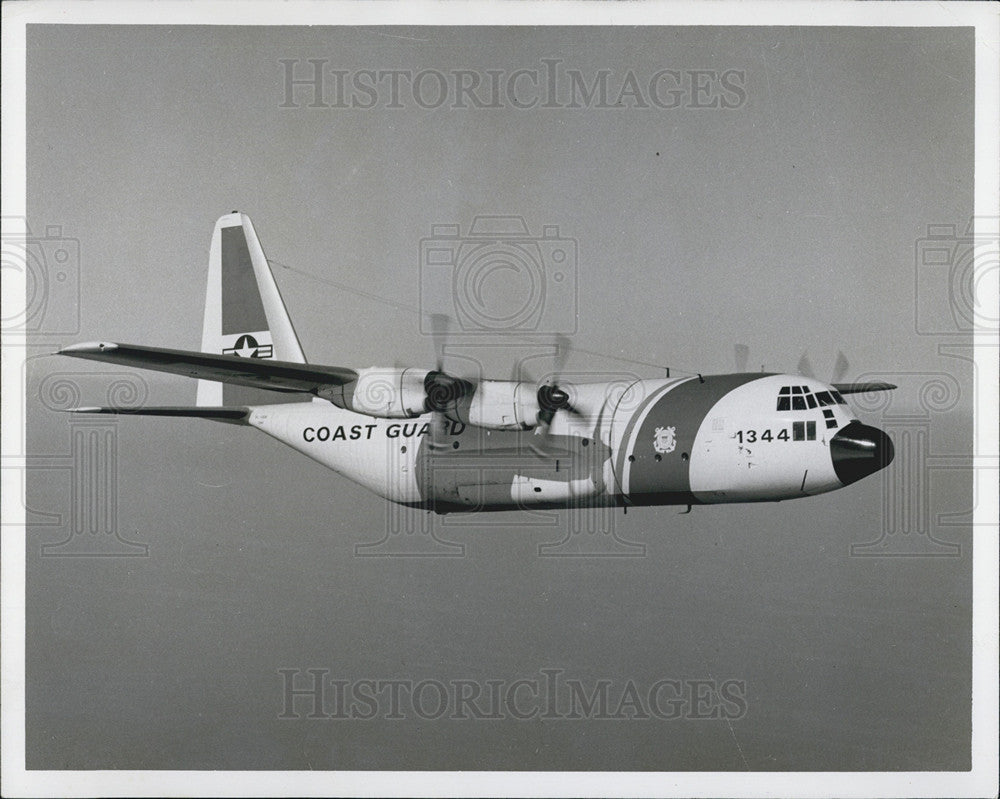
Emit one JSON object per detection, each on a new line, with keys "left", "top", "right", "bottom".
{"left": 248, "top": 373, "right": 893, "bottom": 513}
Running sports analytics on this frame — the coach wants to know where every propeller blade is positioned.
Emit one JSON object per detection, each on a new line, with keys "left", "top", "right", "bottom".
{"left": 429, "top": 313, "right": 450, "bottom": 372}
{"left": 530, "top": 407, "right": 560, "bottom": 458}
{"left": 797, "top": 352, "right": 816, "bottom": 379}
{"left": 423, "top": 314, "right": 480, "bottom": 414}
{"left": 832, "top": 351, "right": 850, "bottom": 384}
{"left": 735, "top": 344, "right": 750, "bottom": 373}
{"left": 552, "top": 333, "right": 571, "bottom": 378}
{"left": 535, "top": 408, "right": 556, "bottom": 430}
{"left": 427, "top": 408, "right": 453, "bottom": 451}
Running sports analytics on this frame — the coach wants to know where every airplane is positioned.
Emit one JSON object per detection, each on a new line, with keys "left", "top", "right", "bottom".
{"left": 57, "top": 212, "right": 896, "bottom": 514}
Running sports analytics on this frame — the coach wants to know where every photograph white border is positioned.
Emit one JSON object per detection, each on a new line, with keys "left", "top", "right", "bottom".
{"left": 2, "top": 2, "right": 997, "bottom": 797}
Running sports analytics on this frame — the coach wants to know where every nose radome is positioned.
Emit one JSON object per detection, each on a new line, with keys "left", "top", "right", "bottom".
{"left": 830, "top": 421, "right": 895, "bottom": 486}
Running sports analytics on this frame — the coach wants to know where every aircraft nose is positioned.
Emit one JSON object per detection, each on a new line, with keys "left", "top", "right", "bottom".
{"left": 830, "top": 421, "right": 895, "bottom": 485}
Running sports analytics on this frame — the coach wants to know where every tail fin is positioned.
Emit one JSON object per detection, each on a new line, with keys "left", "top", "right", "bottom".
{"left": 196, "top": 212, "right": 308, "bottom": 406}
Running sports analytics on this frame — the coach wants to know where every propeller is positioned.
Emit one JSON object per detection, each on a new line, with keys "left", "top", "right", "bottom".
{"left": 525, "top": 334, "right": 583, "bottom": 439}
{"left": 536, "top": 382, "right": 577, "bottom": 428}
{"left": 423, "top": 314, "right": 476, "bottom": 450}
{"left": 747, "top": 347, "right": 892, "bottom": 395}
{"left": 424, "top": 318, "right": 582, "bottom": 449}
{"left": 797, "top": 350, "right": 851, "bottom": 384}
{"left": 424, "top": 313, "right": 475, "bottom": 414}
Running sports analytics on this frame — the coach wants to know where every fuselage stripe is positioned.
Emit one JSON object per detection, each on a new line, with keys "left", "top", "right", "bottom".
{"left": 615, "top": 378, "right": 693, "bottom": 497}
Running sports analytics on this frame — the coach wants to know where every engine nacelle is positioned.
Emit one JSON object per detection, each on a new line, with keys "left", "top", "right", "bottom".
{"left": 333, "top": 367, "right": 432, "bottom": 418}
{"left": 327, "top": 371, "right": 546, "bottom": 430}
{"left": 449, "top": 380, "right": 539, "bottom": 431}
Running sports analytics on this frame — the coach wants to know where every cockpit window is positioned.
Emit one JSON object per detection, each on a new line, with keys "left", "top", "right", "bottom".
{"left": 831, "top": 390, "right": 846, "bottom": 404}
{"left": 776, "top": 384, "right": 832, "bottom": 411}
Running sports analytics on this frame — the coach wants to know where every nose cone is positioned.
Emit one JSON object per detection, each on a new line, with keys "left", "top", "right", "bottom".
{"left": 830, "top": 421, "right": 895, "bottom": 485}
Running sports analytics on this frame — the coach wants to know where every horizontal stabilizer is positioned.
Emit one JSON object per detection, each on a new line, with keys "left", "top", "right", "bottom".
{"left": 832, "top": 381, "right": 897, "bottom": 394}
{"left": 58, "top": 342, "right": 357, "bottom": 397}
{"left": 64, "top": 406, "right": 251, "bottom": 425}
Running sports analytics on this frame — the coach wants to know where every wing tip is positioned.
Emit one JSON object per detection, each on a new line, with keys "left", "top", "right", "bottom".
{"left": 57, "top": 341, "right": 119, "bottom": 356}
{"left": 832, "top": 381, "right": 898, "bottom": 394}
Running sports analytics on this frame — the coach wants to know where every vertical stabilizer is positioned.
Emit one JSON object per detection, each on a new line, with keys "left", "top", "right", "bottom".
{"left": 196, "top": 212, "right": 308, "bottom": 406}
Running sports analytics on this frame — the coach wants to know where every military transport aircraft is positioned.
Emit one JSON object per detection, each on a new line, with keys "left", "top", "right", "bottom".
{"left": 58, "top": 213, "right": 895, "bottom": 513}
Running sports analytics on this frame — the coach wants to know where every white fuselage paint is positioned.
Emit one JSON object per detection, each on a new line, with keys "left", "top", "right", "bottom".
{"left": 249, "top": 403, "right": 426, "bottom": 503}
{"left": 688, "top": 375, "right": 854, "bottom": 503}
{"left": 247, "top": 373, "right": 858, "bottom": 510}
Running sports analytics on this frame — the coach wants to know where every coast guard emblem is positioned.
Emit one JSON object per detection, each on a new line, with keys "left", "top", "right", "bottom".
{"left": 653, "top": 426, "right": 677, "bottom": 454}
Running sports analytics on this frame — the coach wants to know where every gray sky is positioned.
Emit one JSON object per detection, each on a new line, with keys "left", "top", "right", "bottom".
{"left": 25, "top": 24, "right": 974, "bottom": 771}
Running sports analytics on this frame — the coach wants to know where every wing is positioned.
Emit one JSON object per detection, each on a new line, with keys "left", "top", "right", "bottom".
{"left": 63, "top": 406, "right": 251, "bottom": 425}
{"left": 832, "top": 381, "right": 897, "bottom": 394}
{"left": 58, "top": 342, "right": 357, "bottom": 397}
